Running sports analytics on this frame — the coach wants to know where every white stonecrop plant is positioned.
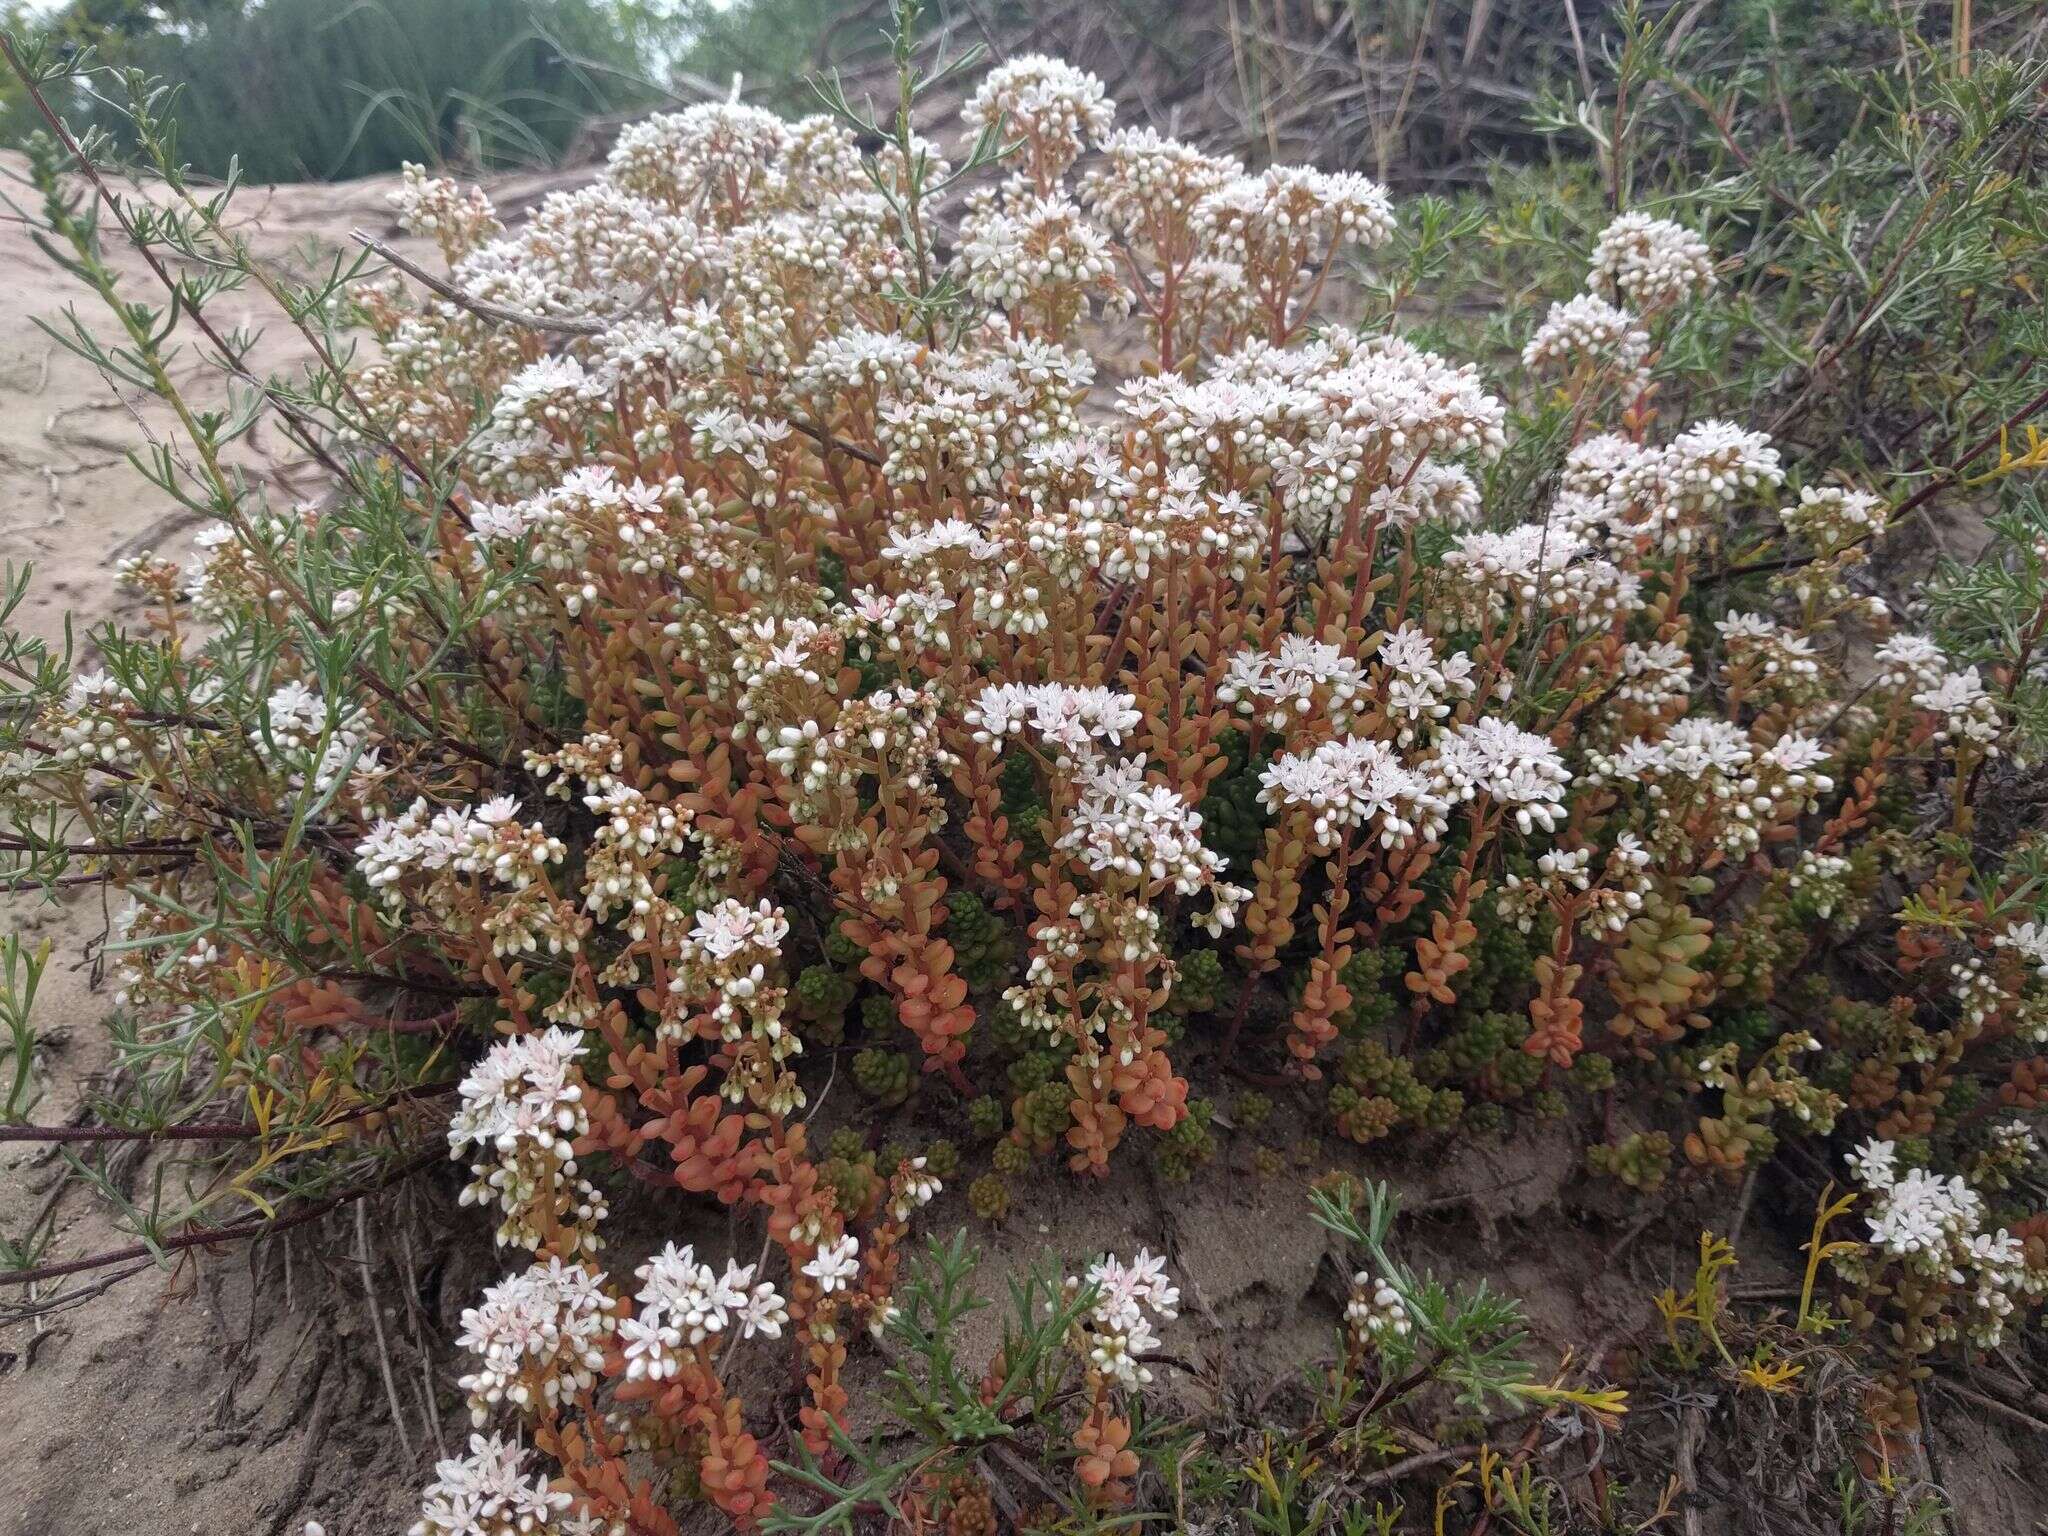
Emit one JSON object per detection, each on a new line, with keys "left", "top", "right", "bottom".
{"left": 30, "top": 26, "right": 2036, "bottom": 1530}
{"left": 1840, "top": 1138, "right": 2048, "bottom": 1349}
{"left": 353, "top": 57, "right": 2041, "bottom": 1521}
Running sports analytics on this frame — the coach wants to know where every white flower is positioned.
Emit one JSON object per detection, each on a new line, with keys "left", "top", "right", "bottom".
{"left": 1431, "top": 718, "right": 1572, "bottom": 833}
{"left": 1522, "top": 293, "right": 1648, "bottom": 374}
{"left": 961, "top": 55, "right": 1113, "bottom": 177}
{"left": 619, "top": 1243, "right": 789, "bottom": 1380}
{"left": 1589, "top": 213, "right": 1716, "bottom": 311}
{"left": 804, "top": 1233, "right": 861, "bottom": 1294}
{"left": 1259, "top": 737, "right": 1447, "bottom": 849}
{"left": 410, "top": 1433, "right": 573, "bottom": 1536}
{"left": 1075, "top": 1249, "right": 1179, "bottom": 1387}
{"left": 1914, "top": 666, "right": 2002, "bottom": 752}
{"left": 889, "top": 1155, "right": 944, "bottom": 1220}
{"left": 1220, "top": 637, "right": 1371, "bottom": 730}
{"left": 1874, "top": 633, "right": 1950, "bottom": 693}
{"left": 1864, "top": 1168, "right": 1984, "bottom": 1258}
{"left": 456, "top": 1258, "right": 612, "bottom": 1422}
{"left": 1994, "top": 919, "right": 2048, "bottom": 979}
{"left": 682, "top": 897, "right": 790, "bottom": 963}
{"left": 1057, "top": 756, "right": 1234, "bottom": 896}
{"left": 1846, "top": 1138, "right": 1898, "bottom": 1191}
{"left": 1344, "top": 1271, "right": 1412, "bottom": 1341}
{"left": 967, "top": 682, "right": 1142, "bottom": 756}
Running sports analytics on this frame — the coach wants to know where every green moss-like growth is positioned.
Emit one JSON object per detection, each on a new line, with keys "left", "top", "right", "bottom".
{"left": 1196, "top": 730, "right": 1265, "bottom": 869}
{"left": 1327, "top": 1084, "right": 1394, "bottom": 1143}
{"left": 1460, "top": 916, "right": 1536, "bottom": 1013}
{"left": 1173, "top": 947, "right": 1227, "bottom": 1015}
{"left": 968, "top": 1173, "right": 1011, "bottom": 1222}
{"left": 1571, "top": 1052, "right": 1617, "bottom": 1093}
{"left": 825, "top": 1127, "right": 865, "bottom": 1163}
{"left": 966, "top": 1094, "right": 1007, "bottom": 1141}
{"left": 1332, "top": 946, "right": 1401, "bottom": 1038}
{"left": 1007, "top": 1048, "right": 1064, "bottom": 1096}
{"left": 859, "top": 992, "right": 899, "bottom": 1037}
{"left": 1587, "top": 1130, "right": 1674, "bottom": 1191}
{"left": 853, "top": 1046, "right": 914, "bottom": 1107}
{"left": 793, "top": 962, "right": 857, "bottom": 1046}
{"left": 1465, "top": 1101, "right": 1507, "bottom": 1136}
{"left": 1013, "top": 1079, "right": 1075, "bottom": 1153}
{"left": 819, "top": 1141, "right": 880, "bottom": 1217}
{"left": 825, "top": 916, "right": 866, "bottom": 968}
{"left": 983, "top": 996, "right": 1033, "bottom": 1057}
{"left": 1156, "top": 1099, "right": 1217, "bottom": 1183}
{"left": 946, "top": 891, "right": 1014, "bottom": 992}
{"left": 1419, "top": 1087, "right": 1465, "bottom": 1132}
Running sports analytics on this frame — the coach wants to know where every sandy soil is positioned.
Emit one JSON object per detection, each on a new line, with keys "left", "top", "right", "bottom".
{"left": 0, "top": 147, "right": 2038, "bottom": 1536}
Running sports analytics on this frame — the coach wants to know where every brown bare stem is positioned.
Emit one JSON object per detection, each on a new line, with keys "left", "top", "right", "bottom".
{"left": 0, "top": 1145, "right": 444, "bottom": 1288}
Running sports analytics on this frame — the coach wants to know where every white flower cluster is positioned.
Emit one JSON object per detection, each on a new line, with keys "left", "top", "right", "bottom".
{"left": 967, "top": 681, "right": 1142, "bottom": 758}
{"left": 456, "top": 1257, "right": 614, "bottom": 1424}
{"left": 1057, "top": 756, "right": 1248, "bottom": 935}
{"left": 961, "top": 54, "right": 1114, "bottom": 178}
{"left": 1589, "top": 212, "right": 1717, "bottom": 312}
{"left": 1844, "top": 1139, "right": 2047, "bottom": 1348}
{"left": 767, "top": 684, "right": 961, "bottom": 829}
{"left": 676, "top": 897, "right": 790, "bottom": 977}
{"left": 1075, "top": 1248, "right": 1180, "bottom": 1387}
{"left": 409, "top": 1433, "right": 575, "bottom": 1536}
{"left": 1511, "top": 212, "right": 1712, "bottom": 384}
{"left": 957, "top": 193, "right": 1116, "bottom": 314}
{"left": 1780, "top": 482, "right": 1885, "bottom": 555}
{"left": 1497, "top": 834, "right": 1652, "bottom": 937}
{"left": 803, "top": 1232, "right": 862, "bottom": 1295}
{"left": 1197, "top": 164, "right": 1396, "bottom": 263}
{"left": 1614, "top": 638, "right": 1693, "bottom": 713}
{"left": 1433, "top": 718, "right": 1573, "bottom": 834}
{"left": 1522, "top": 292, "right": 1648, "bottom": 375}
{"left": 391, "top": 161, "right": 503, "bottom": 262}
{"left": 470, "top": 469, "right": 709, "bottom": 610}
{"left": 667, "top": 897, "right": 804, "bottom": 1114}
{"left": 618, "top": 1242, "right": 789, "bottom": 1381}
{"left": 887, "top": 1154, "right": 945, "bottom": 1222}
{"left": 1992, "top": 1119, "right": 2041, "bottom": 1159}
{"left": 1787, "top": 849, "right": 1855, "bottom": 919}
{"left": 1112, "top": 336, "right": 1505, "bottom": 544}
{"left": 1377, "top": 624, "right": 1478, "bottom": 745}
{"left": 1259, "top": 736, "right": 1445, "bottom": 851}
{"left": 357, "top": 794, "right": 578, "bottom": 959}
{"left": 1872, "top": 632, "right": 1950, "bottom": 694}
{"left": 1590, "top": 718, "right": 1833, "bottom": 859}
{"left": 1913, "top": 665, "right": 2002, "bottom": 755}
{"left": 1716, "top": 611, "right": 1824, "bottom": 700}
{"left": 1220, "top": 637, "right": 1372, "bottom": 733}
{"left": 1591, "top": 420, "right": 1784, "bottom": 556}
{"left": 1974, "top": 1119, "right": 2043, "bottom": 1191}
{"left": 1438, "top": 523, "right": 1637, "bottom": 623}
{"left": 1081, "top": 126, "right": 1244, "bottom": 238}
{"left": 1948, "top": 952, "right": 2008, "bottom": 1030}
{"left": 253, "top": 680, "right": 369, "bottom": 796}
{"left": 48, "top": 670, "right": 144, "bottom": 772}
{"left": 447, "top": 1028, "right": 607, "bottom": 1255}
{"left": 1994, "top": 919, "right": 2048, "bottom": 980}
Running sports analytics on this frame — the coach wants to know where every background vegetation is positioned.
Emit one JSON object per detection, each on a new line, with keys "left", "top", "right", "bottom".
{"left": 0, "top": 0, "right": 689, "bottom": 179}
